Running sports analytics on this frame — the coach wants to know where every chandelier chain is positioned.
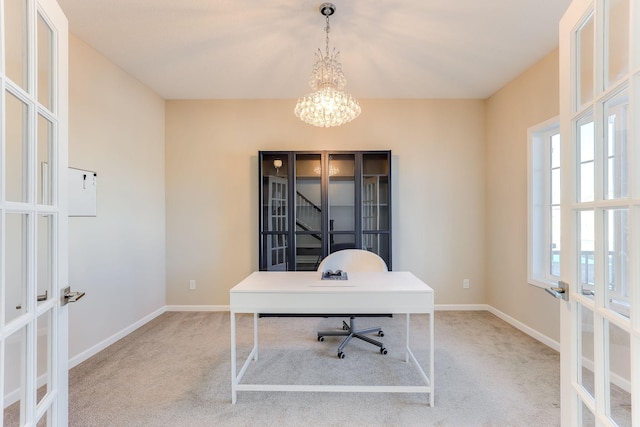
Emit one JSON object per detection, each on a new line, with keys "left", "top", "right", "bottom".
{"left": 325, "top": 14, "right": 330, "bottom": 58}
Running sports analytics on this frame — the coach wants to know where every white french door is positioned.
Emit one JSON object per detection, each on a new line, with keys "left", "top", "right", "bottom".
{"left": 1, "top": 0, "right": 68, "bottom": 425}
{"left": 559, "top": 0, "right": 638, "bottom": 425}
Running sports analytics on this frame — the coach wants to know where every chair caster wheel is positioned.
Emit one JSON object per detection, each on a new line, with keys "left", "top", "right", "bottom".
{"left": 338, "top": 352, "right": 345, "bottom": 359}
{"left": 378, "top": 331, "right": 384, "bottom": 337}
{"left": 317, "top": 336, "right": 324, "bottom": 342}
{"left": 380, "top": 348, "right": 387, "bottom": 355}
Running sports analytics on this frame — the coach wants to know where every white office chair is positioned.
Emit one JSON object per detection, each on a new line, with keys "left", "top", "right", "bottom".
{"left": 316, "top": 249, "right": 389, "bottom": 359}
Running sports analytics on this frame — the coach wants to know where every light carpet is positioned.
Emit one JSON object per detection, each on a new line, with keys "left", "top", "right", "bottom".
{"left": 67, "top": 311, "right": 560, "bottom": 426}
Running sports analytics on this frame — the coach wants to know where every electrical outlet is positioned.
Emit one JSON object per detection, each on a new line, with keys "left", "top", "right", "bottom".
{"left": 463, "top": 279, "right": 470, "bottom": 289}
{"left": 189, "top": 279, "right": 196, "bottom": 290}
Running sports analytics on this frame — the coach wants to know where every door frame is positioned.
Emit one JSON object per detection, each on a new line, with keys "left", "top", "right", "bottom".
{"left": 1, "top": 0, "right": 69, "bottom": 424}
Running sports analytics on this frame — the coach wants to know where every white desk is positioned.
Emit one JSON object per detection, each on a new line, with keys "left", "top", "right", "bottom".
{"left": 230, "top": 271, "right": 434, "bottom": 405}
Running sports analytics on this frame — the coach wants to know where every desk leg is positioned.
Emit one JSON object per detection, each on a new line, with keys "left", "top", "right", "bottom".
{"left": 230, "top": 311, "right": 237, "bottom": 404}
{"left": 405, "top": 313, "right": 410, "bottom": 363}
{"left": 430, "top": 311, "right": 435, "bottom": 406}
{"left": 254, "top": 312, "right": 259, "bottom": 361}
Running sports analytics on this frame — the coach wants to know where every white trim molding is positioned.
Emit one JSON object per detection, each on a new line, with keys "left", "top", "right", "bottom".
{"left": 435, "top": 304, "right": 489, "bottom": 311}
{"left": 487, "top": 305, "right": 560, "bottom": 352}
{"left": 165, "top": 305, "right": 230, "bottom": 312}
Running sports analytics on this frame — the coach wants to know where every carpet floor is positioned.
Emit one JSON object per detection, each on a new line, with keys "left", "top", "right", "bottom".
{"left": 67, "top": 311, "right": 561, "bottom": 427}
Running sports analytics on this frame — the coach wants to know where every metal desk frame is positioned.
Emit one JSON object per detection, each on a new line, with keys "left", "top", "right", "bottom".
{"left": 230, "top": 271, "right": 434, "bottom": 405}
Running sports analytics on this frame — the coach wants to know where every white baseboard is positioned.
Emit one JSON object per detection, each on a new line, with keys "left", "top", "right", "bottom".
{"left": 165, "top": 305, "right": 229, "bottom": 312}
{"left": 486, "top": 305, "right": 560, "bottom": 352}
{"left": 435, "top": 304, "right": 489, "bottom": 311}
{"left": 68, "top": 306, "right": 166, "bottom": 369}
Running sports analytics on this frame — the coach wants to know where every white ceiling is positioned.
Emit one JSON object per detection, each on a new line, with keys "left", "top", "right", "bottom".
{"left": 56, "top": 0, "right": 571, "bottom": 100}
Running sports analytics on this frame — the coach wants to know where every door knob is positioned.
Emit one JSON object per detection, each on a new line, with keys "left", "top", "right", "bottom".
{"left": 545, "top": 280, "right": 569, "bottom": 301}
{"left": 61, "top": 286, "right": 85, "bottom": 306}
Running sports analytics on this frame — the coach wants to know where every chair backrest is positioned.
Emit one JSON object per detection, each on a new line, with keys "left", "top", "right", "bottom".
{"left": 317, "top": 249, "right": 388, "bottom": 273}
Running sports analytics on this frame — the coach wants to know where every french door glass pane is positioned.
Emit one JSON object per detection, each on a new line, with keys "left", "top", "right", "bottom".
{"left": 36, "top": 311, "right": 52, "bottom": 406}
{"left": 37, "top": 409, "right": 50, "bottom": 427}
{"left": 37, "top": 214, "right": 53, "bottom": 305}
{"left": 578, "top": 115, "right": 595, "bottom": 203}
{"left": 607, "top": 321, "right": 631, "bottom": 426}
{"left": 579, "top": 210, "right": 595, "bottom": 296}
{"left": 38, "top": 114, "right": 54, "bottom": 205}
{"left": 328, "top": 154, "right": 355, "bottom": 232}
{"left": 604, "top": 91, "right": 629, "bottom": 200}
{"left": 550, "top": 206, "right": 561, "bottom": 276}
{"left": 550, "top": 133, "right": 561, "bottom": 277}
{"left": 578, "top": 305, "right": 595, "bottom": 399}
{"left": 5, "top": 0, "right": 29, "bottom": 90}
{"left": 605, "top": 0, "right": 629, "bottom": 88}
{"left": 3, "top": 327, "right": 26, "bottom": 427}
{"left": 6, "top": 213, "right": 28, "bottom": 323}
{"left": 6, "top": 91, "right": 29, "bottom": 203}
{"left": 551, "top": 138, "right": 561, "bottom": 205}
{"left": 577, "top": 12, "right": 595, "bottom": 107}
{"left": 581, "top": 401, "right": 596, "bottom": 426}
{"left": 37, "top": 13, "right": 54, "bottom": 110}
{"left": 605, "top": 209, "right": 629, "bottom": 318}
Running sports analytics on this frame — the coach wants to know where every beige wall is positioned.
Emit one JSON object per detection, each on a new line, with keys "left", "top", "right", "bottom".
{"left": 67, "top": 34, "right": 166, "bottom": 360}
{"left": 165, "top": 99, "right": 486, "bottom": 306}
{"left": 485, "top": 49, "right": 561, "bottom": 342}
{"left": 65, "top": 28, "right": 564, "bottom": 358}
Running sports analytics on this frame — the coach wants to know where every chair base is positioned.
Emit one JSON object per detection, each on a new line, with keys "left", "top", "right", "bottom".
{"left": 317, "top": 316, "right": 387, "bottom": 358}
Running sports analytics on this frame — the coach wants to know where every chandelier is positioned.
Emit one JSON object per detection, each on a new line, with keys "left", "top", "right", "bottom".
{"left": 294, "top": 3, "right": 361, "bottom": 128}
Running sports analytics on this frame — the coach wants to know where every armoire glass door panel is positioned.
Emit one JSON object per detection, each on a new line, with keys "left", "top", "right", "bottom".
{"left": 363, "top": 232, "right": 390, "bottom": 267}
{"left": 261, "top": 154, "right": 289, "bottom": 232}
{"left": 295, "top": 154, "right": 322, "bottom": 271}
{"left": 295, "top": 233, "right": 323, "bottom": 271}
{"left": 329, "top": 233, "right": 355, "bottom": 253}
{"left": 260, "top": 234, "right": 289, "bottom": 271}
{"left": 296, "top": 154, "right": 322, "bottom": 232}
{"left": 362, "top": 153, "right": 390, "bottom": 231}
{"left": 328, "top": 154, "right": 355, "bottom": 232}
